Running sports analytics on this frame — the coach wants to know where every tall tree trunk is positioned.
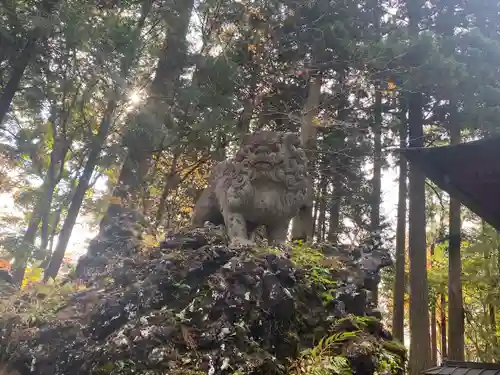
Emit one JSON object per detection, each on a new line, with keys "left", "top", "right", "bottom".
{"left": 370, "top": 82, "right": 382, "bottom": 306}
{"left": 371, "top": 83, "right": 382, "bottom": 232}
{"left": 291, "top": 74, "right": 322, "bottom": 241}
{"left": 46, "top": 174, "right": 79, "bottom": 261}
{"left": 393, "top": 95, "right": 408, "bottom": 344}
{"left": 0, "top": 0, "right": 60, "bottom": 125}
{"left": 327, "top": 187, "right": 340, "bottom": 243}
{"left": 439, "top": 199, "right": 447, "bottom": 362}
{"left": 407, "top": 89, "right": 431, "bottom": 375}
{"left": 483, "top": 234, "right": 492, "bottom": 358}
{"left": 237, "top": 66, "right": 259, "bottom": 135}
{"left": 440, "top": 294, "right": 447, "bottom": 359}
{"left": 493, "top": 232, "right": 500, "bottom": 352}
{"left": 0, "top": 39, "right": 36, "bottom": 125}
{"left": 327, "top": 178, "right": 341, "bottom": 244}
{"left": 405, "top": 1, "right": 432, "bottom": 373}
{"left": 447, "top": 123, "right": 464, "bottom": 361}
{"left": 109, "top": 0, "right": 195, "bottom": 210}
{"left": 312, "top": 191, "right": 319, "bottom": 239}
{"left": 40, "top": 137, "right": 70, "bottom": 255}
{"left": 370, "top": 0, "right": 383, "bottom": 306}
{"left": 11, "top": 120, "right": 68, "bottom": 283}
{"left": 430, "top": 243, "right": 438, "bottom": 365}
{"left": 327, "top": 70, "right": 347, "bottom": 245}
{"left": 154, "top": 154, "right": 180, "bottom": 228}
{"left": 436, "top": 2, "right": 465, "bottom": 359}
{"left": 44, "top": 97, "right": 117, "bottom": 281}
{"left": 317, "top": 173, "right": 328, "bottom": 241}
{"left": 431, "top": 297, "right": 438, "bottom": 364}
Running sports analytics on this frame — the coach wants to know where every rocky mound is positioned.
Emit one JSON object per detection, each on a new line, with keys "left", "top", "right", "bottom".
{"left": 0, "top": 205, "right": 404, "bottom": 375}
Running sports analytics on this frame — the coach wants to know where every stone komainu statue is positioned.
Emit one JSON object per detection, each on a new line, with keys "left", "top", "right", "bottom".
{"left": 192, "top": 131, "right": 313, "bottom": 248}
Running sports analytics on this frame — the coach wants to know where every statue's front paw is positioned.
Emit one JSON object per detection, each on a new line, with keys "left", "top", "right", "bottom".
{"left": 229, "top": 237, "right": 256, "bottom": 249}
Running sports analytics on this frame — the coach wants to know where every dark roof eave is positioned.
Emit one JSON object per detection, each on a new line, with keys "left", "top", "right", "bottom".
{"left": 400, "top": 142, "right": 500, "bottom": 232}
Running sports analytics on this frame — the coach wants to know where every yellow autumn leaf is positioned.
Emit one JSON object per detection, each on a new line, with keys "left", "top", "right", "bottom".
{"left": 311, "top": 117, "right": 322, "bottom": 127}
{"left": 142, "top": 234, "right": 159, "bottom": 247}
{"left": 21, "top": 267, "right": 44, "bottom": 289}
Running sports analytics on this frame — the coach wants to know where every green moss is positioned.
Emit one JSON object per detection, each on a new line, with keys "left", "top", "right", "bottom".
{"left": 95, "top": 359, "right": 139, "bottom": 374}
{"left": 382, "top": 339, "right": 407, "bottom": 357}
{"left": 336, "top": 314, "right": 380, "bottom": 331}
{"left": 254, "top": 246, "right": 282, "bottom": 256}
{"left": 290, "top": 241, "right": 326, "bottom": 268}
{"left": 289, "top": 242, "right": 341, "bottom": 307}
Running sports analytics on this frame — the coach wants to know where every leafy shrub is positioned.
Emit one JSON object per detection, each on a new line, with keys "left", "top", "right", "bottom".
{"left": 289, "top": 331, "right": 358, "bottom": 375}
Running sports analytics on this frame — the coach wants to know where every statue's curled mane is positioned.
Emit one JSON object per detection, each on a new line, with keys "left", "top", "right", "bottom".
{"left": 220, "top": 131, "right": 309, "bottom": 192}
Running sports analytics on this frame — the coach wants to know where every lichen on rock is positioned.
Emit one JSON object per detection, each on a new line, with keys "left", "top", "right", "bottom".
{"left": 0, "top": 206, "right": 404, "bottom": 375}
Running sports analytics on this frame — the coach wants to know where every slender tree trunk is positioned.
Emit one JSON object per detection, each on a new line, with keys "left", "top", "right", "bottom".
{"left": 317, "top": 173, "right": 328, "bottom": 241}
{"left": 237, "top": 66, "right": 259, "bottom": 135}
{"left": 312, "top": 192, "right": 319, "bottom": 239}
{"left": 430, "top": 243, "right": 438, "bottom": 365}
{"left": 154, "top": 155, "right": 180, "bottom": 228}
{"left": 440, "top": 294, "right": 447, "bottom": 359}
{"left": 393, "top": 95, "right": 408, "bottom": 344}
{"left": 431, "top": 299, "right": 438, "bottom": 364}
{"left": 327, "top": 197, "right": 340, "bottom": 243}
{"left": 405, "top": 0, "right": 432, "bottom": 373}
{"left": 447, "top": 123, "right": 464, "bottom": 361}
{"left": 439, "top": 201, "right": 447, "bottom": 362}
{"left": 141, "top": 142, "right": 165, "bottom": 215}
{"left": 12, "top": 128, "right": 67, "bottom": 283}
{"left": 407, "top": 90, "right": 432, "bottom": 375}
{"left": 291, "top": 74, "right": 322, "bottom": 241}
{"left": 328, "top": 177, "right": 341, "bottom": 244}
{"left": 0, "top": 0, "right": 60, "bottom": 125}
{"left": 44, "top": 98, "right": 117, "bottom": 280}
{"left": 370, "top": 0, "right": 383, "bottom": 306}
{"left": 0, "top": 39, "right": 36, "bottom": 125}
{"left": 370, "top": 87, "right": 382, "bottom": 306}
{"left": 491, "top": 300, "right": 497, "bottom": 359}
{"left": 493, "top": 233, "right": 500, "bottom": 352}
{"left": 371, "top": 82, "right": 382, "bottom": 233}
{"left": 40, "top": 140, "right": 70, "bottom": 255}
{"left": 326, "top": 70, "right": 347, "bottom": 245}
{"left": 45, "top": 174, "right": 79, "bottom": 262}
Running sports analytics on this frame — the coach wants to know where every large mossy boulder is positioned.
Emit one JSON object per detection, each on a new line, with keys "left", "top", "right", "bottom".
{"left": 0, "top": 205, "right": 404, "bottom": 375}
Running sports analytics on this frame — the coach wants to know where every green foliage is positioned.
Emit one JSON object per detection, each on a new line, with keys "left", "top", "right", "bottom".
{"left": 290, "top": 331, "right": 357, "bottom": 375}
{"left": 0, "top": 279, "right": 86, "bottom": 325}
{"left": 377, "top": 346, "right": 404, "bottom": 375}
